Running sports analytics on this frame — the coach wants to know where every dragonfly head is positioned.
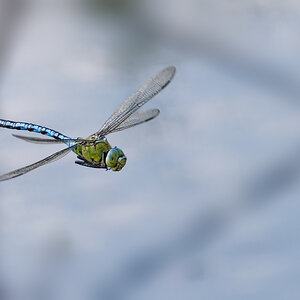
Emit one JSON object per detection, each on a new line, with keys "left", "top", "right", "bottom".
{"left": 106, "top": 147, "right": 127, "bottom": 171}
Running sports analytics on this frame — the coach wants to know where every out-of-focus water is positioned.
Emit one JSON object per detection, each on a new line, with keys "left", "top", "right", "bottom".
{"left": 1, "top": 1, "right": 300, "bottom": 299}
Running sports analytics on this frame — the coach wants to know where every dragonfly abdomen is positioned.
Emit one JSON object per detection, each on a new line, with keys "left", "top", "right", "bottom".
{"left": 0, "top": 119, "right": 70, "bottom": 140}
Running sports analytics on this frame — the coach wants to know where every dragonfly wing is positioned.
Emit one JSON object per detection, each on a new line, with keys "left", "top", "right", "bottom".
{"left": 109, "top": 109, "right": 160, "bottom": 133}
{"left": 0, "top": 145, "right": 76, "bottom": 182}
{"left": 12, "top": 134, "right": 80, "bottom": 144}
{"left": 95, "top": 66, "right": 175, "bottom": 137}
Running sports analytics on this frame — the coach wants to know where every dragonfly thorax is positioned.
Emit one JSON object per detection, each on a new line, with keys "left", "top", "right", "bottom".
{"left": 73, "top": 138, "right": 126, "bottom": 171}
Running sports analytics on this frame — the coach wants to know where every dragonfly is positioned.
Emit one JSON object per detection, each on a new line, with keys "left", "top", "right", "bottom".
{"left": 0, "top": 66, "right": 176, "bottom": 181}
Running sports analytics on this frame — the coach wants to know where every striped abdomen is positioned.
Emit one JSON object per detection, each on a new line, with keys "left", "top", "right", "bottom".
{"left": 0, "top": 119, "right": 70, "bottom": 140}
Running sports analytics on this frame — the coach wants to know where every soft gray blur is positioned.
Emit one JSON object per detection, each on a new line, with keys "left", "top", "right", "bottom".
{"left": 1, "top": 0, "right": 300, "bottom": 299}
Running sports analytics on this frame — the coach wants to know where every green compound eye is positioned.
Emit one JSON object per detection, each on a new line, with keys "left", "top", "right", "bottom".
{"left": 106, "top": 147, "right": 127, "bottom": 171}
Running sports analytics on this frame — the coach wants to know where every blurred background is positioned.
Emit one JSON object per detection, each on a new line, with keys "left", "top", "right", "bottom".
{"left": 1, "top": 0, "right": 300, "bottom": 299}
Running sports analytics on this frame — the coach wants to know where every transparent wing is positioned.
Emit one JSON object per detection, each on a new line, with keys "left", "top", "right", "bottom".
{"left": 109, "top": 109, "right": 160, "bottom": 134}
{"left": 0, "top": 145, "right": 76, "bottom": 181}
{"left": 12, "top": 134, "right": 81, "bottom": 144}
{"left": 95, "top": 66, "right": 175, "bottom": 137}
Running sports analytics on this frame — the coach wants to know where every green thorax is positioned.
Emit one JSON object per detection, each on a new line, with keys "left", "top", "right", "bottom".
{"left": 74, "top": 137, "right": 112, "bottom": 166}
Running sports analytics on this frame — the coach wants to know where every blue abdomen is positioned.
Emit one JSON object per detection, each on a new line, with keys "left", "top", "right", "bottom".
{"left": 0, "top": 119, "right": 70, "bottom": 141}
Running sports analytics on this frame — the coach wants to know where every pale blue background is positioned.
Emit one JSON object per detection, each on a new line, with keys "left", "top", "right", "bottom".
{"left": 1, "top": 1, "right": 300, "bottom": 299}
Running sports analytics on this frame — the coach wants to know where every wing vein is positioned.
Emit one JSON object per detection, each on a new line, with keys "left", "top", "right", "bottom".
{"left": 94, "top": 66, "right": 175, "bottom": 137}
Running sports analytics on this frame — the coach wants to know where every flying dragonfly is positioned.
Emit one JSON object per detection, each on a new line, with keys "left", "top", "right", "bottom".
{"left": 0, "top": 66, "right": 176, "bottom": 181}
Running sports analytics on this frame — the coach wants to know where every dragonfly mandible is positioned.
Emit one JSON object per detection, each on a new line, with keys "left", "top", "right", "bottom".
{"left": 0, "top": 66, "right": 176, "bottom": 181}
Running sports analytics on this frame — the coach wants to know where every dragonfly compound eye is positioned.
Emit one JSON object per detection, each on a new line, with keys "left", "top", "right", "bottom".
{"left": 106, "top": 147, "right": 127, "bottom": 171}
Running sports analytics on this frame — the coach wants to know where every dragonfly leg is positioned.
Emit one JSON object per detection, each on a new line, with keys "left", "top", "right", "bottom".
{"left": 75, "top": 160, "right": 105, "bottom": 169}
{"left": 75, "top": 155, "right": 107, "bottom": 169}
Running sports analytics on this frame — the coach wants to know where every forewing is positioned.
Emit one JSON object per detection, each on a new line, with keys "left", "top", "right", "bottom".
{"left": 109, "top": 109, "right": 160, "bottom": 133}
{"left": 0, "top": 145, "right": 76, "bottom": 181}
{"left": 95, "top": 66, "right": 175, "bottom": 137}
